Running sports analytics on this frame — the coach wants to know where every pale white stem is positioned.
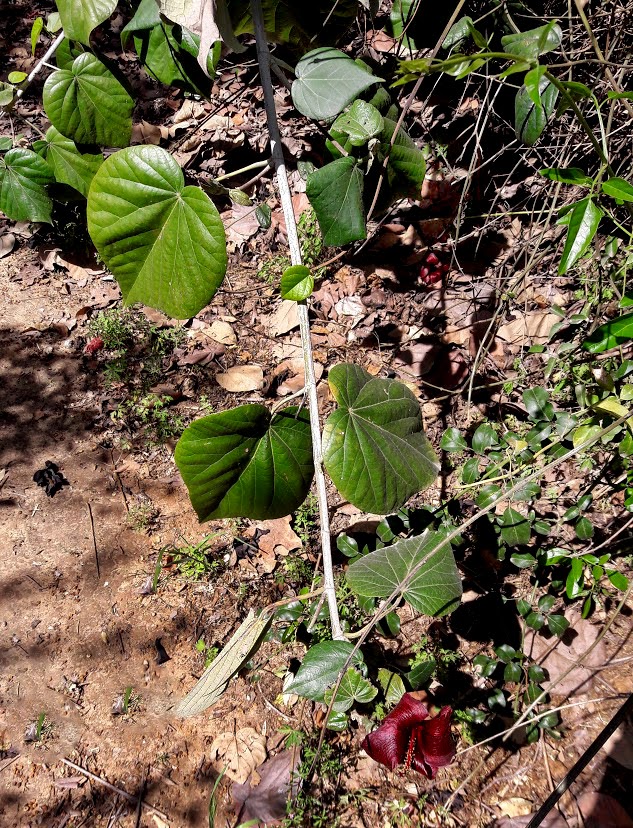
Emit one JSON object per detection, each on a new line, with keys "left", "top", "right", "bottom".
{"left": 5, "top": 32, "right": 65, "bottom": 113}
{"left": 250, "top": 0, "right": 344, "bottom": 641}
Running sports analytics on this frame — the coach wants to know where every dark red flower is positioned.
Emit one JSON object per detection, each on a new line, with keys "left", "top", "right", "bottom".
{"left": 85, "top": 336, "right": 104, "bottom": 355}
{"left": 419, "top": 251, "right": 450, "bottom": 286}
{"left": 361, "top": 693, "right": 456, "bottom": 778}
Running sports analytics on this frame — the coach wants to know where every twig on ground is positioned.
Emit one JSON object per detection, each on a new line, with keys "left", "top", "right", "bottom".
{"left": 61, "top": 758, "right": 168, "bottom": 821}
{"left": 88, "top": 503, "right": 100, "bottom": 580}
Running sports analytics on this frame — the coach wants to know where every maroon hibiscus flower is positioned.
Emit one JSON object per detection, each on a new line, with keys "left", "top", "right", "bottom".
{"left": 361, "top": 693, "right": 456, "bottom": 778}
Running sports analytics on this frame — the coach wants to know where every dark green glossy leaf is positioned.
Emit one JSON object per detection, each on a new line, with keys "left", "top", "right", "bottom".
{"left": 441, "top": 427, "right": 467, "bottom": 452}
{"left": 472, "top": 423, "right": 498, "bottom": 454}
{"left": 557, "top": 196, "right": 603, "bottom": 274}
{"left": 306, "top": 157, "right": 365, "bottom": 246}
{"left": 498, "top": 507, "right": 531, "bottom": 546}
{"left": 0, "top": 148, "right": 54, "bottom": 223}
{"left": 42, "top": 126, "right": 102, "bottom": 197}
{"left": 494, "top": 644, "right": 517, "bottom": 663}
{"left": 607, "top": 570, "right": 628, "bottom": 591}
{"left": 175, "top": 405, "right": 313, "bottom": 521}
{"left": 526, "top": 611, "right": 545, "bottom": 630}
{"left": 515, "top": 78, "right": 558, "bottom": 145}
{"left": 583, "top": 310, "right": 633, "bottom": 353}
{"left": 523, "top": 387, "right": 554, "bottom": 421}
{"left": 510, "top": 552, "right": 536, "bottom": 569}
{"left": 473, "top": 654, "right": 497, "bottom": 678}
{"left": 406, "top": 656, "right": 436, "bottom": 687}
{"left": 476, "top": 484, "right": 502, "bottom": 509}
{"left": 461, "top": 457, "right": 481, "bottom": 485}
{"left": 538, "top": 594, "right": 556, "bottom": 613}
{"left": 43, "top": 53, "right": 134, "bottom": 147}
{"left": 390, "top": 0, "right": 417, "bottom": 47}
{"left": 337, "top": 534, "right": 359, "bottom": 557}
{"left": 575, "top": 516, "right": 594, "bottom": 539}
{"left": 346, "top": 530, "right": 462, "bottom": 616}
{"left": 528, "top": 664, "right": 547, "bottom": 683}
{"left": 291, "top": 47, "right": 380, "bottom": 121}
{"left": 504, "top": 662, "right": 522, "bottom": 682}
{"left": 56, "top": 0, "right": 117, "bottom": 43}
{"left": 286, "top": 641, "right": 363, "bottom": 701}
{"left": 539, "top": 166, "right": 592, "bottom": 186}
{"left": 322, "top": 364, "right": 439, "bottom": 514}
{"left": 87, "top": 145, "right": 227, "bottom": 318}
{"left": 379, "top": 117, "right": 426, "bottom": 198}
{"left": 280, "top": 264, "right": 314, "bottom": 301}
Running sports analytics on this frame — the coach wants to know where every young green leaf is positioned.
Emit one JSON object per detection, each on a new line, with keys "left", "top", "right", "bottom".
{"left": 173, "top": 610, "right": 270, "bottom": 717}
{"left": 292, "top": 47, "right": 381, "bottom": 121}
{"left": 8, "top": 71, "right": 27, "bottom": 85}
{"left": 31, "top": 16, "right": 44, "bottom": 54}
{"left": 56, "top": 0, "right": 117, "bottom": 44}
{"left": 306, "top": 157, "right": 366, "bottom": 246}
{"left": 501, "top": 22, "right": 562, "bottom": 60}
{"left": 524, "top": 65, "right": 546, "bottom": 107}
{"left": 583, "top": 310, "right": 633, "bottom": 353}
{"left": 175, "top": 405, "right": 313, "bottom": 521}
{"left": 41, "top": 126, "right": 103, "bottom": 197}
{"left": 440, "top": 427, "right": 467, "bottom": 452}
{"left": 286, "top": 641, "right": 363, "bottom": 701}
{"left": 43, "top": 53, "right": 134, "bottom": 147}
{"left": 322, "top": 364, "right": 439, "bottom": 514}
{"left": 557, "top": 197, "right": 603, "bottom": 274}
{"left": 87, "top": 145, "right": 227, "bottom": 319}
{"left": 280, "top": 265, "right": 314, "bottom": 301}
{"left": 539, "top": 167, "right": 592, "bottom": 186}
{"left": 0, "top": 148, "right": 54, "bottom": 223}
{"left": 378, "top": 117, "right": 426, "bottom": 198}
{"left": 324, "top": 668, "right": 378, "bottom": 712}
{"left": 602, "top": 177, "right": 633, "bottom": 202}
{"left": 332, "top": 100, "right": 383, "bottom": 147}
{"left": 346, "top": 530, "right": 462, "bottom": 617}
{"left": 377, "top": 668, "right": 406, "bottom": 707}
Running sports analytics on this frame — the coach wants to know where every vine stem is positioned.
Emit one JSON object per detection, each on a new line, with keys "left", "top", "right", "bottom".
{"left": 3, "top": 31, "right": 65, "bottom": 114}
{"left": 250, "top": 0, "right": 344, "bottom": 641}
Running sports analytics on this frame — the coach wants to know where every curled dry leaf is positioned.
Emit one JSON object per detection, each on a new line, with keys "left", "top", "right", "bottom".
{"left": 232, "top": 749, "right": 301, "bottom": 825}
{"left": 0, "top": 232, "right": 16, "bottom": 258}
{"left": 254, "top": 516, "right": 302, "bottom": 555}
{"left": 216, "top": 364, "right": 264, "bottom": 392}
{"left": 210, "top": 727, "right": 267, "bottom": 784}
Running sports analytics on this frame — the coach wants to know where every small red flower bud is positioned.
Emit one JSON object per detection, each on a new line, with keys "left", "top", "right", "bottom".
{"left": 85, "top": 336, "right": 104, "bottom": 355}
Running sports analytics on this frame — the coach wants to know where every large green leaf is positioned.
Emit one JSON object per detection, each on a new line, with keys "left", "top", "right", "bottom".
{"left": 42, "top": 126, "right": 103, "bottom": 197}
{"left": 87, "top": 145, "right": 227, "bottom": 318}
{"left": 501, "top": 22, "right": 562, "bottom": 60}
{"left": 306, "top": 157, "right": 365, "bottom": 246}
{"left": 0, "top": 148, "right": 54, "bottom": 223}
{"left": 55, "top": 38, "right": 85, "bottom": 70}
{"left": 286, "top": 641, "right": 363, "bottom": 701}
{"left": 174, "top": 405, "right": 313, "bottom": 520}
{"left": 515, "top": 78, "right": 558, "bottom": 145}
{"left": 557, "top": 197, "right": 603, "bottom": 274}
{"left": 379, "top": 117, "right": 426, "bottom": 198}
{"left": 43, "top": 53, "right": 134, "bottom": 147}
{"left": 583, "top": 310, "right": 633, "bottom": 353}
{"left": 56, "top": 0, "right": 117, "bottom": 44}
{"left": 602, "top": 177, "right": 633, "bottom": 202}
{"left": 390, "top": 0, "right": 417, "bottom": 48}
{"left": 346, "top": 530, "right": 462, "bottom": 616}
{"left": 292, "top": 47, "right": 381, "bottom": 121}
{"left": 322, "top": 364, "right": 439, "bottom": 514}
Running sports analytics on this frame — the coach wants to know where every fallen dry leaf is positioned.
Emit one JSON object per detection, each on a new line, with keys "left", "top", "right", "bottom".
{"left": 210, "top": 727, "right": 267, "bottom": 784}
{"left": 497, "top": 798, "right": 533, "bottom": 818}
{"left": 232, "top": 750, "right": 300, "bottom": 825}
{"left": 524, "top": 612, "right": 606, "bottom": 695}
{"left": 222, "top": 203, "right": 260, "bottom": 245}
{"left": 269, "top": 300, "right": 300, "bottom": 336}
{"left": 131, "top": 120, "right": 162, "bottom": 145}
{"left": 216, "top": 364, "right": 264, "bottom": 392}
{"left": 497, "top": 311, "right": 560, "bottom": 347}
{"left": 208, "top": 320, "right": 237, "bottom": 345}
{"left": 255, "top": 516, "right": 302, "bottom": 555}
{"left": 0, "top": 232, "right": 16, "bottom": 258}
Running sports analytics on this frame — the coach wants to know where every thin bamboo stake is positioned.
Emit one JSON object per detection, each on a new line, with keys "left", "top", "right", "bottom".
{"left": 250, "top": 0, "right": 343, "bottom": 640}
{"left": 3, "top": 32, "right": 65, "bottom": 114}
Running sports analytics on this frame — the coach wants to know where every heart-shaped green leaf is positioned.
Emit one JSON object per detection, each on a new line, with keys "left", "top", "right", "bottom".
{"left": 175, "top": 405, "right": 313, "bottom": 520}
{"left": 324, "top": 668, "right": 377, "bottom": 712}
{"left": 56, "top": 0, "right": 117, "bottom": 43}
{"left": 346, "top": 530, "right": 462, "bottom": 616}
{"left": 379, "top": 117, "right": 426, "bottom": 198}
{"left": 280, "top": 265, "right": 314, "bottom": 301}
{"left": 292, "top": 47, "right": 381, "bottom": 121}
{"left": 87, "top": 145, "right": 227, "bottom": 319}
{"left": 515, "top": 77, "right": 558, "bottom": 145}
{"left": 332, "top": 100, "right": 384, "bottom": 147}
{"left": 306, "top": 157, "right": 365, "bottom": 247}
{"left": 286, "top": 641, "right": 363, "bottom": 701}
{"left": 42, "top": 126, "right": 103, "bottom": 197}
{"left": 0, "top": 148, "right": 54, "bottom": 223}
{"left": 322, "top": 364, "right": 439, "bottom": 514}
{"left": 55, "top": 38, "right": 85, "bottom": 70}
{"left": 43, "top": 53, "right": 134, "bottom": 147}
